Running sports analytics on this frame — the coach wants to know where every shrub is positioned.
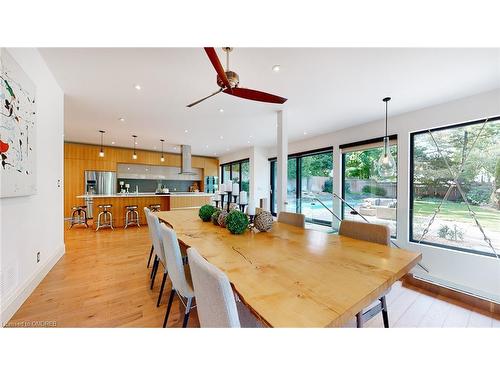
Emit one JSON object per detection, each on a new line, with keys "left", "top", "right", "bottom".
{"left": 361, "top": 185, "right": 387, "bottom": 197}
{"left": 437, "top": 224, "right": 464, "bottom": 242}
{"left": 466, "top": 186, "right": 492, "bottom": 206}
{"left": 198, "top": 204, "right": 216, "bottom": 222}
{"left": 225, "top": 210, "right": 249, "bottom": 234}
{"left": 323, "top": 179, "right": 333, "bottom": 193}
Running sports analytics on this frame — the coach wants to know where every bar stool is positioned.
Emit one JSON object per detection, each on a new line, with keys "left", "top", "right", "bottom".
{"left": 96, "top": 204, "right": 114, "bottom": 231}
{"left": 124, "top": 205, "right": 140, "bottom": 228}
{"left": 69, "top": 205, "right": 88, "bottom": 228}
{"left": 148, "top": 204, "right": 161, "bottom": 212}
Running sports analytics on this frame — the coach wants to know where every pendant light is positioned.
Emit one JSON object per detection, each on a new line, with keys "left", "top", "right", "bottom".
{"left": 98, "top": 130, "right": 105, "bottom": 157}
{"left": 377, "top": 97, "right": 396, "bottom": 179}
{"left": 160, "top": 139, "right": 165, "bottom": 162}
{"left": 132, "top": 135, "right": 138, "bottom": 160}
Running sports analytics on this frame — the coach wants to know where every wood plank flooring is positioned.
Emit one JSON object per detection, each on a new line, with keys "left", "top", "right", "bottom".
{"left": 6, "top": 225, "right": 499, "bottom": 328}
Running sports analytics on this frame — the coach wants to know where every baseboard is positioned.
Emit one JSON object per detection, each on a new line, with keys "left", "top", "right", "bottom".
{"left": 402, "top": 273, "right": 500, "bottom": 319}
{"left": 1, "top": 244, "right": 65, "bottom": 326}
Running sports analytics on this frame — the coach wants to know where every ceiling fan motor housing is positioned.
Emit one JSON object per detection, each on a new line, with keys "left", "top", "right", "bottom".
{"left": 217, "top": 71, "right": 239, "bottom": 88}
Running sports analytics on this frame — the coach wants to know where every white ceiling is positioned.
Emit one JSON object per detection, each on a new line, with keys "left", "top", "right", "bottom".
{"left": 39, "top": 48, "right": 500, "bottom": 157}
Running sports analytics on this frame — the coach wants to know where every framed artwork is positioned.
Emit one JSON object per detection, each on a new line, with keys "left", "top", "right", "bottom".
{"left": 0, "top": 49, "right": 37, "bottom": 197}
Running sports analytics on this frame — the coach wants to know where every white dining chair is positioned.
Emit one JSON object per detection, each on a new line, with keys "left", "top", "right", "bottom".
{"left": 277, "top": 211, "right": 305, "bottom": 228}
{"left": 159, "top": 223, "right": 196, "bottom": 328}
{"left": 338, "top": 219, "right": 391, "bottom": 328}
{"left": 145, "top": 209, "right": 169, "bottom": 307}
{"left": 143, "top": 207, "right": 155, "bottom": 268}
{"left": 187, "top": 247, "right": 262, "bottom": 328}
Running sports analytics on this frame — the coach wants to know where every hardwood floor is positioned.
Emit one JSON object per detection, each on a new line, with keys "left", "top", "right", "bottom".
{"left": 6, "top": 225, "right": 499, "bottom": 328}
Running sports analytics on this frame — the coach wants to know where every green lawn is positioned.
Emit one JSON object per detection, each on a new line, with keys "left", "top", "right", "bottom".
{"left": 413, "top": 199, "right": 500, "bottom": 229}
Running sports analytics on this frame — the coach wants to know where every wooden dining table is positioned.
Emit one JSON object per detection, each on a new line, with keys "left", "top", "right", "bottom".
{"left": 156, "top": 209, "right": 422, "bottom": 327}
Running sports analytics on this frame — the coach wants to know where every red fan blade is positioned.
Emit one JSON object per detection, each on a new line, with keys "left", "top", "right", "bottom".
{"left": 204, "top": 47, "right": 231, "bottom": 89}
{"left": 223, "top": 87, "right": 287, "bottom": 104}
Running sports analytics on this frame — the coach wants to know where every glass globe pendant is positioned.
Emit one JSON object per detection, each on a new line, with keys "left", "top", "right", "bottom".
{"left": 377, "top": 97, "right": 396, "bottom": 179}
{"left": 378, "top": 136, "right": 396, "bottom": 178}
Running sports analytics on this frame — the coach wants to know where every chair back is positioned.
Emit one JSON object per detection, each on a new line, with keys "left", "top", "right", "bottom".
{"left": 145, "top": 209, "right": 166, "bottom": 264}
{"left": 187, "top": 247, "right": 240, "bottom": 328}
{"left": 159, "top": 223, "right": 193, "bottom": 298}
{"left": 144, "top": 207, "right": 154, "bottom": 242}
{"left": 338, "top": 220, "right": 391, "bottom": 245}
{"left": 277, "top": 211, "right": 305, "bottom": 228}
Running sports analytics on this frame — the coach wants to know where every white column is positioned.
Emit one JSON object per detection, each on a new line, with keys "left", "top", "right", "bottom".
{"left": 276, "top": 110, "right": 288, "bottom": 213}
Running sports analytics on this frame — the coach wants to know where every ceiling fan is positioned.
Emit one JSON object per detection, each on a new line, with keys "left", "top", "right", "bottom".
{"left": 187, "top": 47, "right": 287, "bottom": 108}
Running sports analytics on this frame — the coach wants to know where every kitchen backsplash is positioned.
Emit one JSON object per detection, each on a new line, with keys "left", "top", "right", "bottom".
{"left": 117, "top": 179, "right": 199, "bottom": 193}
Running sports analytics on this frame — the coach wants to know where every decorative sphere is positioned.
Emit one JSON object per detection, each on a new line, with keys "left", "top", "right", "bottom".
{"left": 211, "top": 209, "right": 221, "bottom": 225}
{"left": 226, "top": 210, "right": 249, "bottom": 235}
{"left": 199, "top": 204, "right": 216, "bottom": 222}
{"left": 254, "top": 211, "right": 273, "bottom": 232}
{"left": 218, "top": 211, "right": 229, "bottom": 227}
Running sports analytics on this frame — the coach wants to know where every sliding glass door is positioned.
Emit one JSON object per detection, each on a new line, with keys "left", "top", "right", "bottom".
{"left": 270, "top": 148, "right": 333, "bottom": 226}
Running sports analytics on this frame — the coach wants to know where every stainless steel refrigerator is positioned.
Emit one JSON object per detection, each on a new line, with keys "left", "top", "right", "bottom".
{"left": 84, "top": 171, "right": 116, "bottom": 218}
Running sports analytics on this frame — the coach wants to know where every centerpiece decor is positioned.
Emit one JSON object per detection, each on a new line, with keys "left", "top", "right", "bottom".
{"left": 225, "top": 210, "right": 249, "bottom": 235}
{"left": 199, "top": 204, "right": 217, "bottom": 222}
{"left": 217, "top": 210, "right": 229, "bottom": 227}
{"left": 254, "top": 211, "right": 273, "bottom": 232}
{"left": 211, "top": 208, "right": 221, "bottom": 225}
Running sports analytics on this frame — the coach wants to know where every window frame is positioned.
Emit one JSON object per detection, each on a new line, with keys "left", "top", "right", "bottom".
{"left": 409, "top": 116, "right": 500, "bottom": 258}
{"left": 340, "top": 135, "right": 398, "bottom": 238}
{"left": 220, "top": 158, "right": 250, "bottom": 187}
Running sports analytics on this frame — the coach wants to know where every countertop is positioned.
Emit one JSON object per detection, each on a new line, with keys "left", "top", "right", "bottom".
{"left": 76, "top": 192, "right": 214, "bottom": 198}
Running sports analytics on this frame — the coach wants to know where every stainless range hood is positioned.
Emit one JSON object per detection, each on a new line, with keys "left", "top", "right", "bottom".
{"left": 180, "top": 145, "right": 197, "bottom": 175}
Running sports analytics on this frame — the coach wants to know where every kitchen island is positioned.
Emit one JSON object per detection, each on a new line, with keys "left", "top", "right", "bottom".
{"left": 76, "top": 192, "right": 213, "bottom": 227}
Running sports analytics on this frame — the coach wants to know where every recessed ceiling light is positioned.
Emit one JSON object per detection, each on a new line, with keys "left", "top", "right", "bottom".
{"left": 247, "top": 140, "right": 250, "bottom": 144}
{"left": 205, "top": 145, "right": 209, "bottom": 148}
{"left": 111, "top": 141, "right": 115, "bottom": 145}
{"left": 249, "top": 135, "right": 253, "bottom": 138}
{"left": 134, "top": 84, "right": 142, "bottom": 90}
{"left": 272, "top": 65, "right": 281, "bottom": 72}
{"left": 219, "top": 108, "right": 224, "bottom": 113}
{"left": 184, "top": 129, "right": 188, "bottom": 133}
{"left": 303, "top": 131, "right": 308, "bottom": 135}
{"left": 173, "top": 147, "right": 177, "bottom": 150}
{"left": 219, "top": 135, "right": 224, "bottom": 140}
{"left": 134, "top": 141, "right": 138, "bottom": 145}
{"left": 119, "top": 117, "right": 125, "bottom": 122}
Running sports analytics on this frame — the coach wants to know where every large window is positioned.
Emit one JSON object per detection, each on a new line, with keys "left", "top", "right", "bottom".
{"left": 220, "top": 159, "right": 249, "bottom": 193}
{"left": 270, "top": 148, "right": 333, "bottom": 226}
{"left": 410, "top": 117, "right": 500, "bottom": 258}
{"left": 341, "top": 137, "right": 397, "bottom": 237}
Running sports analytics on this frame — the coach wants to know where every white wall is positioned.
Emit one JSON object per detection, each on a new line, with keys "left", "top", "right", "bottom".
{"left": 0, "top": 48, "right": 64, "bottom": 325}
{"left": 221, "top": 89, "right": 500, "bottom": 303}
{"left": 249, "top": 147, "right": 270, "bottom": 210}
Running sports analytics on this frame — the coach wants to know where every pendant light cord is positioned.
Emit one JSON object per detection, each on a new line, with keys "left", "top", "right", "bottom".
{"left": 385, "top": 100, "right": 388, "bottom": 139}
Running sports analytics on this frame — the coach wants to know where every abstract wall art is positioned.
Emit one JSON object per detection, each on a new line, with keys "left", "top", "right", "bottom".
{"left": 0, "top": 49, "right": 37, "bottom": 197}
